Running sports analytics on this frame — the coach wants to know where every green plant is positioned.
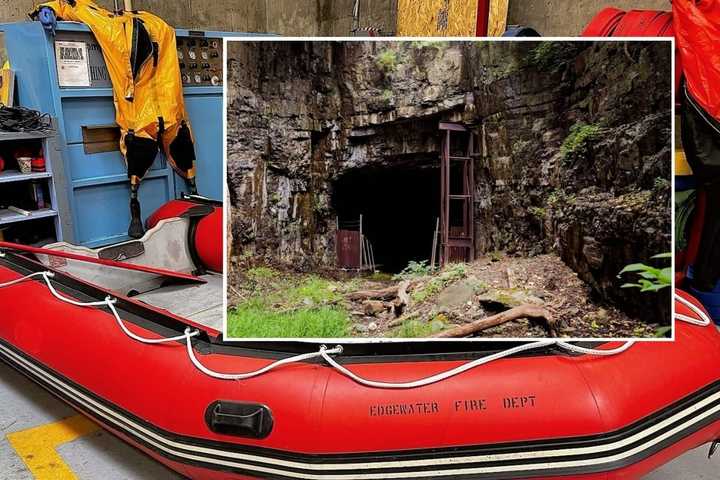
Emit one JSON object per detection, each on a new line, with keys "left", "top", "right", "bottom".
{"left": 246, "top": 266, "right": 278, "bottom": 281}
{"left": 393, "top": 260, "right": 433, "bottom": 280}
{"left": 618, "top": 253, "right": 671, "bottom": 292}
{"left": 654, "top": 325, "right": 672, "bottom": 338}
{"left": 546, "top": 189, "right": 576, "bottom": 207}
{"left": 390, "top": 318, "right": 444, "bottom": 338}
{"left": 411, "top": 263, "right": 467, "bottom": 302}
{"left": 528, "top": 206, "right": 546, "bottom": 219}
{"left": 227, "top": 301, "right": 349, "bottom": 338}
{"left": 284, "top": 276, "right": 342, "bottom": 305}
{"left": 560, "top": 123, "right": 601, "bottom": 161}
{"left": 526, "top": 42, "right": 577, "bottom": 71}
{"left": 381, "top": 88, "right": 394, "bottom": 101}
{"left": 367, "top": 271, "right": 394, "bottom": 282}
{"left": 410, "top": 40, "right": 449, "bottom": 50}
{"left": 653, "top": 177, "right": 670, "bottom": 191}
{"left": 376, "top": 48, "right": 399, "bottom": 72}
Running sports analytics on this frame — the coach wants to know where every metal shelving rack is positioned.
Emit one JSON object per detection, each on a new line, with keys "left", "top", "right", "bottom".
{"left": 0, "top": 121, "right": 71, "bottom": 242}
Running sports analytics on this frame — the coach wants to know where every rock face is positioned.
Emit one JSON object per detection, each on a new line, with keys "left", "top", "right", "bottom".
{"left": 227, "top": 40, "right": 671, "bottom": 323}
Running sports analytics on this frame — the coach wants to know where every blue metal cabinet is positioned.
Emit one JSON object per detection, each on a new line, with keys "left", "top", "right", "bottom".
{"left": 0, "top": 21, "right": 242, "bottom": 246}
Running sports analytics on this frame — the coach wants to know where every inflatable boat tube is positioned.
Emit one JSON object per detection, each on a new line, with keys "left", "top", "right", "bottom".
{"left": 580, "top": 7, "right": 625, "bottom": 36}
{"left": 0, "top": 248, "right": 717, "bottom": 480}
{"left": 146, "top": 196, "right": 222, "bottom": 273}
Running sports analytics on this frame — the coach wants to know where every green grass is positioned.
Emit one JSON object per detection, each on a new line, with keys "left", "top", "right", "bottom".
{"left": 246, "top": 266, "right": 278, "bottom": 281}
{"left": 560, "top": 123, "right": 601, "bottom": 161}
{"left": 390, "top": 318, "right": 446, "bottom": 338}
{"left": 393, "top": 259, "right": 433, "bottom": 281}
{"left": 284, "top": 276, "right": 341, "bottom": 305}
{"left": 411, "top": 263, "right": 467, "bottom": 303}
{"left": 228, "top": 300, "right": 350, "bottom": 338}
{"left": 228, "top": 273, "right": 349, "bottom": 338}
{"left": 376, "top": 48, "right": 400, "bottom": 72}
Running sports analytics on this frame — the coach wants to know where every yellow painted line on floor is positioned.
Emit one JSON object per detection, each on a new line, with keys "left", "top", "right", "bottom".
{"left": 6, "top": 415, "right": 100, "bottom": 479}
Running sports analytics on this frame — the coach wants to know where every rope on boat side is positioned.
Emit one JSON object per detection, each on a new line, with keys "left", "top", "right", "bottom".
{"left": 2, "top": 271, "right": 199, "bottom": 344}
{"left": 0, "top": 271, "right": 713, "bottom": 387}
{"left": 675, "top": 292, "right": 712, "bottom": 326}
{"left": 183, "top": 328, "right": 343, "bottom": 380}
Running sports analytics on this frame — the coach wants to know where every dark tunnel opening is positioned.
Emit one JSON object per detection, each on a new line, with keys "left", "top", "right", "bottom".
{"left": 332, "top": 162, "right": 441, "bottom": 273}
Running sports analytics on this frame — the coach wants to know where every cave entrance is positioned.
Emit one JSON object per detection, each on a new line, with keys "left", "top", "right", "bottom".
{"left": 332, "top": 162, "right": 441, "bottom": 273}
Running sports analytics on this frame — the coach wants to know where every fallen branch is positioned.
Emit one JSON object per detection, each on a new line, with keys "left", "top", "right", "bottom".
{"left": 346, "top": 284, "right": 402, "bottom": 301}
{"left": 387, "top": 311, "right": 419, "bottom": 328}
{"left": 433, "top": 304, "right": 555, "bottom": 338}
{"left": 392, "top": 280, "right": 411, "bottom": 316}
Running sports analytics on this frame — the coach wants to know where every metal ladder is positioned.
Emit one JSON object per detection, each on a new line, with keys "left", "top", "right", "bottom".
{"left": 439, "top": 122, "right": 476, "bottom": 266}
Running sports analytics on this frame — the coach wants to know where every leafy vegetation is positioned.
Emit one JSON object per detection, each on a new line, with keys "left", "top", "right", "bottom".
{"left": 227, "top": 271, "right": 349, "bottom": 338}
{"left": 390, "top": 318, "right": 445, "bottom": 338}
{"left": 410, "top": 40, "right": 449, "bottom": 50}
{"left": 525, "top": 42, "right": 577, "bottom": 71}
{"left": 618, "top": 253, "right": 671, "bottom": 292}
{"left": 560, "top": 123, "right": 602, "bottom": 162}
{"left": 528, "top": 206, "right": 546, "bottom": 220}
{"left": 246, "top": 266, "right": 277, "bottom": 281}
{"left": 375, "top": 48, "right": 400, "bottom": 72}
{"left": 228, "top": 301, "right": 349, "bottom": 338}
{"left": 393, "top": 259, "right": 433, "bottom": 280}
{"left": 412, "top": 263, "right": 467, "bottom": 302}
{"left": 547, "top": 189, "right": 576, "bottom": 207}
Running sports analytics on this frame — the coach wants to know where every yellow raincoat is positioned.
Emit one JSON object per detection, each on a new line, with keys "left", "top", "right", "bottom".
{"left": 30, "top": 0, "right": 197, "bottom": 184}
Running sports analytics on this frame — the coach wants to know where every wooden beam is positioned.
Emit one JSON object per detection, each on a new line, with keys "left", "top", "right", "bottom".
{"left": 487, "top": 0, "right": 509, "bottom": 37}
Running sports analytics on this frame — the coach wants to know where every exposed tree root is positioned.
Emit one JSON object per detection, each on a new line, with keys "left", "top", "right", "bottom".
{"left": 433, "top": 304, "right": 556, "bottom": 338}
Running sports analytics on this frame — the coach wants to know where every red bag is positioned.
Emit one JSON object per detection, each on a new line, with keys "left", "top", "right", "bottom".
{"left": 674, "top": 0, "right": 720, "bottom": 121}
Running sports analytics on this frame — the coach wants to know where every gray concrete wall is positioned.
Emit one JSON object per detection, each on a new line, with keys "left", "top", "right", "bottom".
{"left": 0, "top": 0, "right": 395, "bottom": 35}
{"left": 2, "top": 1, "right": 670, "bottom": 36}
{"left": 507, "top": 0, "right": 670, "bottom": 36}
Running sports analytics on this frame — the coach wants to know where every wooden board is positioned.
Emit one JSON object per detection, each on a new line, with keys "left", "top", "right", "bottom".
{"left": 81, "top": 124, "right": 121, "bottom": 154}
{"left": 397, "top": 0, "right": 479, "bottom": 36}
{"left": 488, "top": 0, "right": 509, "bottom": 36}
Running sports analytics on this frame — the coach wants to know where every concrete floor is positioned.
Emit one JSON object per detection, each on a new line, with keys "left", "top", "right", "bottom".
{"left": 0, "top": 361, "right": 717, "bottom": 479}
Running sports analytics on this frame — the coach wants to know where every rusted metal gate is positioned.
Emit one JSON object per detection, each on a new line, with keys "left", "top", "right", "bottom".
{"left": 336, "top": 230, "right": 362, "bottom": 269}
{"left": 439, "top": 122, "right": 477, "bottom": 265}
{"left": 336, "top": 215, "right": 376, "bottom": 271}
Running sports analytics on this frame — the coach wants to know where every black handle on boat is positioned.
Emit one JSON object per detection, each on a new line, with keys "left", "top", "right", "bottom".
{"left": 205, "top": 401, "right": 273, "bottom": 439}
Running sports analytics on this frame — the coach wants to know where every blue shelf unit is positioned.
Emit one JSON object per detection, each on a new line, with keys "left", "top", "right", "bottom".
{"left": 0, "top": 21, "right": 250, "bottom": 247}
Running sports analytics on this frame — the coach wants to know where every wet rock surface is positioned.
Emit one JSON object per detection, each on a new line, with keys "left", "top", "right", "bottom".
{"left": 227, "top": 41, "right": 671, "bottom": 326}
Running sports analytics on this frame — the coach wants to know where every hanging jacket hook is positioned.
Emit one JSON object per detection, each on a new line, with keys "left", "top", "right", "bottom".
{"left": 38, "top": 7, "right": 57, "bottom": 36}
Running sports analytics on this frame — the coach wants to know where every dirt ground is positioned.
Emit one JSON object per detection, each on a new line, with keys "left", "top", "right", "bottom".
{"left": 229, "top": 253, "right": 665, "bottom": 339}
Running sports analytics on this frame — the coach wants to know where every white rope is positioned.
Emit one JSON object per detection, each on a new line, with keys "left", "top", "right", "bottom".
{"left": 0, "top": 271, "right": 51, "bottom": 288}
{"left": 319, "top": 340, "right": 556, "bottom": 389}
{"left": 555, "top": 341, "right": 636, "bottom": 356}
{"left": 1, "top": 270, "right": 196, "bottom": 344}
{"left": 183, "top": 328, "right": 342, "bottom": 380}
{"left": 0, "top": 269, "right": 713, "bottom": 388}
{"left": 675, "top": 291, "right": 712, "bottom": 326}
{"left": 107, "top": 301, "right": 199, "bottom": 344}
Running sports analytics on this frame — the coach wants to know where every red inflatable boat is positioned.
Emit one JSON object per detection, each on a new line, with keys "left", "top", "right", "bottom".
{"left": 0, "top": 223, "right": 717, "bottom": 480}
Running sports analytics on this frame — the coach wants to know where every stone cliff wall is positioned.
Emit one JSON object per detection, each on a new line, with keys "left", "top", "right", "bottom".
{"left": 227, "top": 40, "right": 671, "bottom": 322}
